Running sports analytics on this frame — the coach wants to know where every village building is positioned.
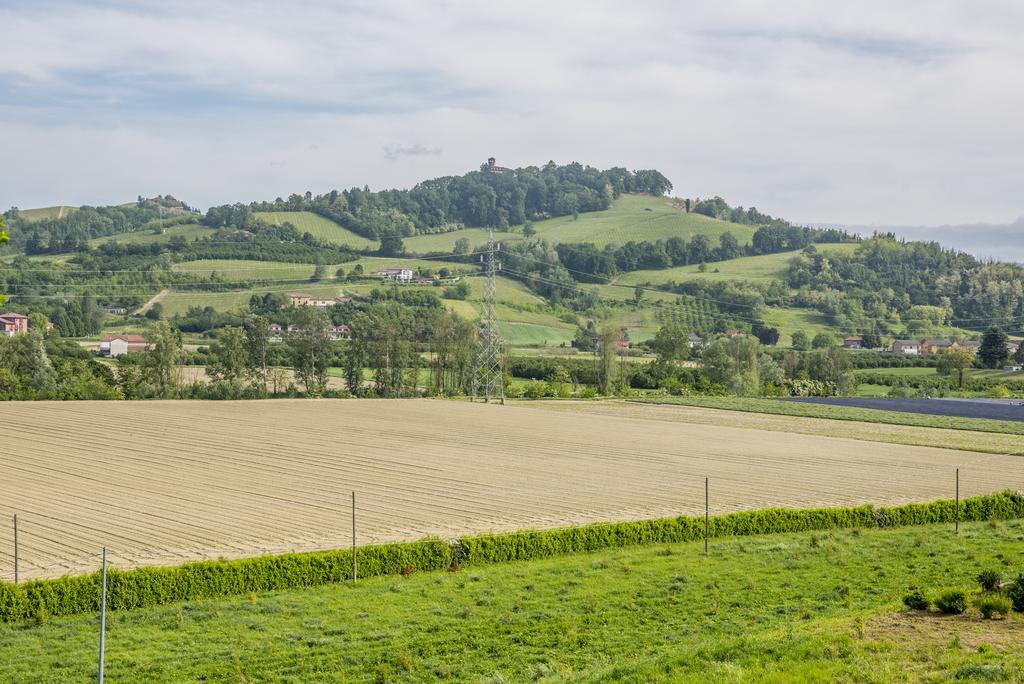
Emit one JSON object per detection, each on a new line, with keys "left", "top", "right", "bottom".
{"left": 0, "top": 312, "right": 28, "bottom": 336}
{"left": 842, "top": 336, "right": 863, "bottom": 349}
{"left": 374, "top": 268, "right": 414, "bottom": 283}
{"left": 687, "top": 333, "right": 703, "bottom": 348}
{"left": 892, "top": 339, "right": 922, "bottom": 355}
{"left": 921, "top": 339, "right": 957, "bottom": 354}
{"left": 287, "top": 292, "right": 351, "bottom": 308}
{"left": 100, "top": 333, "right": 148, "bottom": 357}
{"left": 483, "top": 157, "right": 511, "bottom": 174}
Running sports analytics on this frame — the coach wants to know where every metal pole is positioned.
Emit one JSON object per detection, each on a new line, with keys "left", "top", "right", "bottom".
{"left": 704, "top": 477, "right": 709, "bottom": 554}
{"left": 98, "top": 547, "right": 107, "bottom": 684}
{"left": 955, "top": 468, "right": 960, "bottom": 534}
{"left": 13, "top": 514, "right": 18, "bottom": 585}
{"left": 351, "top": 492, "right": 357, "bottom": 584}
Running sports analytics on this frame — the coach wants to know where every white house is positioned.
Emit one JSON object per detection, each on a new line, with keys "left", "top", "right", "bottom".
{"left": 374, "top": 267, "right": 414, "bottom": 283}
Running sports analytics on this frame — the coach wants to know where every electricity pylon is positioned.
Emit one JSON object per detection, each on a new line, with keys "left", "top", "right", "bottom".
{"left": 472, "top": 228, "right": 505, "bottom": 404}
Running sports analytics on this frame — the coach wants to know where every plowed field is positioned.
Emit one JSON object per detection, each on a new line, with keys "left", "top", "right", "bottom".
{"left": 2, "top": 400, "right": 1020, "bottom": 580}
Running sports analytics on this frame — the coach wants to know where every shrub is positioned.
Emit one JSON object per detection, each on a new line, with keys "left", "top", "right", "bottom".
{"left": 976, "top": 569, "right": 1002, "bottom": 593}
{"left": 936, "top": 589, "right": 969, "bottom": 615}
{"left": 1006, "top": 575, "right": 1024, "bottom": 612}
{"left": 902, "top": 589, "right": 930, "bottom": 611}
{"left": 975, "top": 594, "right": 1013, "bottom": 620}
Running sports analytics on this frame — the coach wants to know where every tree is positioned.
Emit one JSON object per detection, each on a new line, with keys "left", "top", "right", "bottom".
{"left": 651, "top": 323, "right": 689, "bottom": 366}
{"left": 805, "top": 346, "right": 855, "bottom": 394}
{"left": 453, "top": 237, "right": 471, "bottom": 255}
{"left": 144, "top": 320, "right": 184, "bottom": 397}
{"left": 936, "top": 347, "right": 975, "bottom": 388}
{"left": 311, "top": 260, "right": 327, "bottom": 282}
{"left": 379, "top": 234, "right": 405, "bottom": 257}
{"left": 244, "top": 315, "right": 271, "bottom": 392}
{"left": 522, "top": 222, "right": 536, "bottom": 238}
{"left": 791, "top": 330, "right": 810, "bottom": 351}
{"left": 145, "top": 302, "right": 164, "bottom": 320}
{"left": 1015, "top": 342, "right": 1024, "bottom": 365}
{"left": 443, "top": 280, "right": 471, "bottom": 300}
{"left": 632, "top": 286, "right": 644, "bottom": 306}
{"left": 288, "top": 306, "right": 332, "bottom": 395}
{"left": 979, "top": 326, "right": 1010, "bottom": 369}
{"left": 811, "top": 332, "right": 835, "bottom": 349}
{"left": 207, "top": 326, "right": 248, "bottom": 384}
{"left": 1, "top": 215, "right": 8, "bottom": 307}
{"left": 597, "top": 327, "right": 620, "bottom": 395}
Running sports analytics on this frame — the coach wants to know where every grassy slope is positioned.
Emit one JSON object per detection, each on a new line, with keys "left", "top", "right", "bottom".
{"left": 16, "top": 205, "right": 78, "bottom": 222}
{"left": 402, "top": 194, "right": 754, "bottom": 254}
{"left": 615, "top": 242, "right": 860, "bottom": 287}
{"left": 89, "top": 223, "right": 216, "bottom": 247}
{"left": 254, "top": 211, "right": 378, "bottom": 249}
{"left": 2, "top": 520, "right": 1021, "bottom": 681}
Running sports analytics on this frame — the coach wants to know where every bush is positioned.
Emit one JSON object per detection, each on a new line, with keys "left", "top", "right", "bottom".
{"left": 1006, "top": 575, "right": 1024, "bottom": 612}
{"left": 902, "top": 589, "right": 930, "bottom": 610}
{"left": 976, "top": 569, "right": 1002, "bottom": 593}
{"left": 936, "top": 589, "right": 969, "bottom": 615}
{"left": 975, "top": 594, "right": 1013, "bottom": 620}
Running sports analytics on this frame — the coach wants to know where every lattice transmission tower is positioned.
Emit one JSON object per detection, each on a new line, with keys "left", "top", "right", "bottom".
{"left": 472, "top": 228, "right": 505, "bottom": 404}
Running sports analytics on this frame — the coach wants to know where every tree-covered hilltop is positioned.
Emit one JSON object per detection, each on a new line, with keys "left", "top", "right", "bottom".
{"left": 223, "top": 161, "right": 673, "bottom": 238}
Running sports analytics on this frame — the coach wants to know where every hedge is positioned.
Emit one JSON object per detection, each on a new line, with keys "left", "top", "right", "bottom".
{"left": 456, "top": 491, "right": 1024, "bottom": 565}
{"left": 0, "top": 540, "right": 449, "bottom": 623}
{"left": 2, "top": 491, "right": 1023, "bottom": 622}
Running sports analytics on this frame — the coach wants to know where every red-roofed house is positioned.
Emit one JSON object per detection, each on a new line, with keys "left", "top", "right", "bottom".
{"left": 100, "top": 333, "right": 148, "bottom": 357}
{"left": 0, "top": 313, "right": 28, "bottom": 336}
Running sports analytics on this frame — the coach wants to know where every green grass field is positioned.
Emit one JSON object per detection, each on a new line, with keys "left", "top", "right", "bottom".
{"left": 254, "top": 211, "right": 378, "bottom": 249}
{"left": 16, "top": 205, "right": 78, "bottom": 222}
{"left": 614, "top": 243, "right": 860, "bottom": 288}
{"left": 154, "top": 284, "right": 349, "bottom": 317}
{"left": 531, "top": 194, "right": 756, "bottom": 247}
{"left": 2, "top": 519, "right": 1021, "bottom": 681}
{"left": 90, "top": 223, "right": 217, "bottom": 247}
{"left": 402, "top": 194, "right": 755, "bottom": 255}
{"left": 854, "top": 367, "right": 1024, "bottom": 382}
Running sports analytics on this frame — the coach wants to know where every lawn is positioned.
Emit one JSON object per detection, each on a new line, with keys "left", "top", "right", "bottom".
{"left": 16, "top": 205, "right": 78, "bottom": 222}
{"left": 89, "top": 223, "right": 216, "bottom": 247}
{"left": 171, "top": 258, "right": 342, "bottom": 281}
{"left": 615, "top": 243, "right": 860, "bottom": 288}
{"left": 530, "top": 193, "right": 757, "bottom": 247}
{"left": 402, "top": 227, "right": 507, "bottom": 254}
{"left": 155, "top": 283, "right": 349, "bottom": 316}
{"left": 2, "top": 519, "right": 1022, "bottom": 681}
{"left": 254, "top": 211, "right": 378, "bottom": 249}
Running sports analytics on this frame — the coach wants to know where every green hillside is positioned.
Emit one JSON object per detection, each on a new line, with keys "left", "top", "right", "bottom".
{"left": 403, "top": 194, "right": 755, "bottom": 255}
{"left": 254, "top": 211, "right": 377, "bottom": 249}
{"left": 16, "top": 205, "right": 78, "bottom": 222}
{"left": 615, "top": 243, "right": 860, "bottom": 287}
{"left": 530, "top": 193, "right": 756, "bottom": 247}
{"left": 90, "top": 223, "right": 216, "bottom": 247}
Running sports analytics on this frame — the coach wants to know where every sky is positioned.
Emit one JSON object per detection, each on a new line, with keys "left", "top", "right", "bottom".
{"left": 1, "top": 0, "right": 1022, "bottom": 230}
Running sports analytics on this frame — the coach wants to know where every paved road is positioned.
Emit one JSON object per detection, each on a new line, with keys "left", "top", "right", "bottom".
{"left": 780, "top": 397, "right": 1024, "bottom": 422}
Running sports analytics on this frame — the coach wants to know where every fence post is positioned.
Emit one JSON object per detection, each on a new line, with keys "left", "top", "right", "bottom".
{"left": 704, "top": 477, "right": 709, "bottom": 554}
{"left": 351, "top": 491, "right": 357, "bottom": 584}
{"left": 98, "top": 547, "right": 107, "bottom": 684}
{"left": 12, "top": 514, "right": 17, "bottom": 585}
{"left": 955, "top": 468, "right": 960, "bottom": 534}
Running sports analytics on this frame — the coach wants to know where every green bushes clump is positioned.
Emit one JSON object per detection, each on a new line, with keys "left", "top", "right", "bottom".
{"left": 976, "top": 569, "right": 1002, "bottom": 593}
{"left": 902, "top": 589, "right": 930, "bottom": 610}
{"left": 975, "top": 595, "right": 1013, "bottom": 620}
{"left": 1007, "top": 575, "right": 1024, "bottom": 613}
{"left": 936, "top": 590, "right": 969, "bottom": 615}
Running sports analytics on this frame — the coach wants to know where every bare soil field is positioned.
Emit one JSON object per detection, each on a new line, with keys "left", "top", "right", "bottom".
{"left": 2, "top": 399, "right": 1022, "bottom": 581}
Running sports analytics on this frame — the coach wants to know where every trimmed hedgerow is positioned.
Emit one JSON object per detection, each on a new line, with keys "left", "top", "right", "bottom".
{"left": 2, "top": 491, "right": 1023, "bottom": 622}
{"left": 0, "top": 540, "right": 449, "bottom": 623}
{"left": 456, "top": 491, "right": 1024, "bottom": 565}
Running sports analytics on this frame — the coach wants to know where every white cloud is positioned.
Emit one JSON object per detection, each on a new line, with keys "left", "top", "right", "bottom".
{"left": 0, "top": 0, "right": 1021, "bottom": 226}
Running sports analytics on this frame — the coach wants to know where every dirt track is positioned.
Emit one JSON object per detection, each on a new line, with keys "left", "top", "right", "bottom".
{"left": 2, "top": 399, "right": 1022, "bottom": 580}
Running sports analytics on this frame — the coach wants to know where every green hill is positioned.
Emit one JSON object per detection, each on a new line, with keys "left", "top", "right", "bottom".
{"left": 254, "top": 211, "right": 377, "bottom": 249}
{"left": 90, "top": 223, "right": 216, "bottom": 247}
{"left": 15, "top": 205, "right": 78, "bottom": 222}
{"left": 403, "top": 194, "right": 754, "bottom": 254}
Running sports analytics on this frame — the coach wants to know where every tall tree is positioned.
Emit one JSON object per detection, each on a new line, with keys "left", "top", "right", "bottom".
{"left": 936, "top": 347, "right": 975, "bottom": 388}
{"left": 288, "top": 306, "right": 332, "bottom": 395}
{"left": 597, "top": 327, "right": 620, "bottom": 395}
{"left": 244, "top": 315, "right": 271, "bottom": 392}
{"left": 979, "top": 326, "right": 1010, "bottom": 369}
{"left": 207, "top": 326, "right": 248, "bottom": 384}
{"left": 144, "top": 320, "right": 184, "bottom": 397}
